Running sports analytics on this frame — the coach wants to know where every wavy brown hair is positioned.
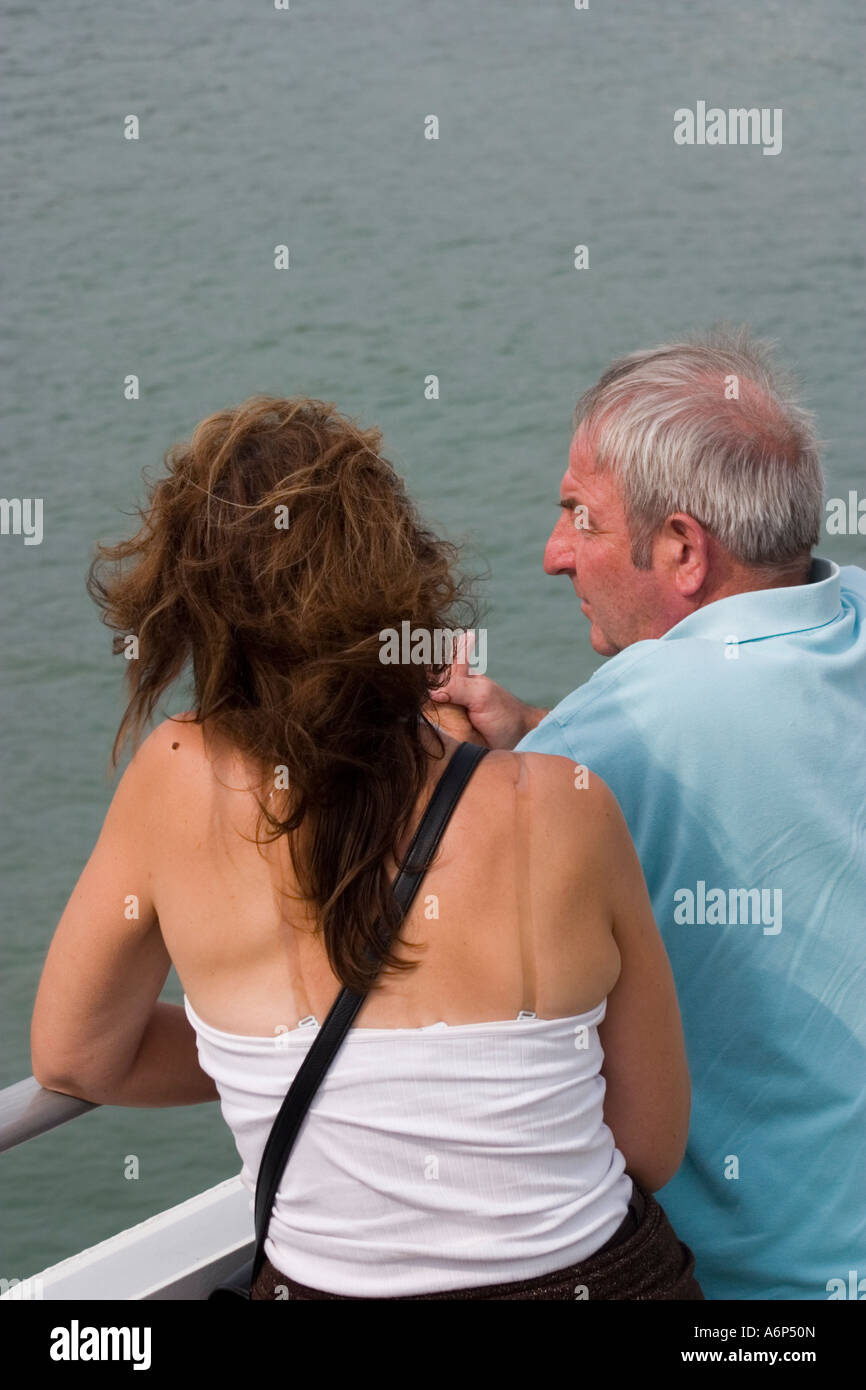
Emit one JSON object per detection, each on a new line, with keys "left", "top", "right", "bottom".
{"left": 87, "top": 395, "right": 478, "bottom": 994}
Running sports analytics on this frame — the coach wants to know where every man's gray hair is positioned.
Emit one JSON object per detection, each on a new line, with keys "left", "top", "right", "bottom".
{"left": 572, "top": 326, "right": 824, "bottom": 569}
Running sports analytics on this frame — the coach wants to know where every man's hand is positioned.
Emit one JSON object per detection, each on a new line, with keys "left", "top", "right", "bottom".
{"left": 423, "top": 697, "right": 489, "bottom": 746}
{"left": 428, "top": 635, "right": 549, "bottom": 749}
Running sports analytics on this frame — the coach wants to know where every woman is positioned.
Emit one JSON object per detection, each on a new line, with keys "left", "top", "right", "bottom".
{"left": 30, "top": 395, "right": 703, "bottom": 1300}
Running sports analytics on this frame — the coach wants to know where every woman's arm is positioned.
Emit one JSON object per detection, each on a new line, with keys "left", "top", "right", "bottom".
{"left": 591, "top": 781, "right": 690, "bottom": 1191}
{"left": 31, "top": 723, "right": 219, "bottom": 1106}
{"left": 38, "top": 1003, "right": 219, "bottom": 1107}
{"left": 517, "top": 753, "right": 689, "bottom": 1192}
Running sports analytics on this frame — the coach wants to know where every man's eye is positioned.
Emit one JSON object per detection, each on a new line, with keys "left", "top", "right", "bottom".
{"left": 572, "top": 506, "right": 591, "bottom": 531}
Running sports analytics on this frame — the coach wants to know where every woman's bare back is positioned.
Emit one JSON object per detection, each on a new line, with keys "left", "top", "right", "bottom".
{"left": 148, "top": 716, "right": 622, "bottom": 1038}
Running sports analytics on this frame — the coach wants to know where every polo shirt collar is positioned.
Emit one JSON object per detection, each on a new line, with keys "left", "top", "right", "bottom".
{"left": 661, "top": 556, "right": 842, "bottom": 643}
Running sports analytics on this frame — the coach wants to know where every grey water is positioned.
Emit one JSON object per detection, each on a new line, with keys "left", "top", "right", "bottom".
{"left": 1, "top": 0, "right": 863, "bottom": 1277}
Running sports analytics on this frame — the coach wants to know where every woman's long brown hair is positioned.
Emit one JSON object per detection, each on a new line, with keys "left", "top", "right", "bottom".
{"left": 87, "top": 395, "right": 478, "bottom": 994}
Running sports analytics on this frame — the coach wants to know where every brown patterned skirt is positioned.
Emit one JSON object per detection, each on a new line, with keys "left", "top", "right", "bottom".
{"left": 250, "top": 1179, "right": 705, "bottom": 1300}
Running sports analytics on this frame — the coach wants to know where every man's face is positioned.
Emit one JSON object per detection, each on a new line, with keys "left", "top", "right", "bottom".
{"left": 543, "top": 424, "right": 673, "bottom": 655}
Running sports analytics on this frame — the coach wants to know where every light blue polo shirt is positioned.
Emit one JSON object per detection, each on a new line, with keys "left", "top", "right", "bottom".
{"left": 517, "top": 557, "right": 866, "bottom": 1300}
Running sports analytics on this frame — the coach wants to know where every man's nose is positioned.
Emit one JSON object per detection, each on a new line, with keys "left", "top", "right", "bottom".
{"left": 543, "top": 518, "right": 575, "bottom": 576}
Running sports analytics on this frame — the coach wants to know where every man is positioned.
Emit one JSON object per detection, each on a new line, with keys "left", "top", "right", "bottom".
{"left": 432, "top": 327, "right": 866, "bottom": 1300}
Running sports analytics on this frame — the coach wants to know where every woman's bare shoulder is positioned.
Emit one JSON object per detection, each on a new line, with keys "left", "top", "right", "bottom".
{"left": 111, "top": 713, "right": 217, "bottom": 812}
{"left": 506, "top": 750, "right": 628, "bottom": 871}
{"left": 465, "top": 749, "right": 623, "bottom": 851}
{"left": 125, "top": 712, "right": 206, "bottom": 770}
{"left": 513, "top": 749, "right": 619, "bottom": 811}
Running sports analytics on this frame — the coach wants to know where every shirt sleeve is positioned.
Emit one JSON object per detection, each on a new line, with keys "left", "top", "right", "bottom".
{"left": 513, "top": 640, "right": 667, "bottom": 837}
{"left": 514, "top": 709, "right": 573, "bottom": 759}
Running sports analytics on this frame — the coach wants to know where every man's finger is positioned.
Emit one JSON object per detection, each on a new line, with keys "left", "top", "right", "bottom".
{"left": 430, "top": 671, "right": 483, "bottom": 708}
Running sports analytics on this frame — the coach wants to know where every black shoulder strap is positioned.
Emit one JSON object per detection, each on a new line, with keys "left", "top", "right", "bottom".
{"left": 251, "top": 740, "right": 489, "bottom": 1283}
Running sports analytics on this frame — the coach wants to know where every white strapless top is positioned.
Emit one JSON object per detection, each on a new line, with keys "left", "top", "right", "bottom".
{"left": 184, "top": 994, "right": 633, "bottom": 1296}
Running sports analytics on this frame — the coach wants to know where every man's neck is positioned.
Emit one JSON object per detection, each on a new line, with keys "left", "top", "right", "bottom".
{"left": 696, "top": 553, "right": 814, "bottom": 608}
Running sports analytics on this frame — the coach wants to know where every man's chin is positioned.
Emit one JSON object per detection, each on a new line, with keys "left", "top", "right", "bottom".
{"left": 588, "top": 622, "right": 620, "bottom": 657}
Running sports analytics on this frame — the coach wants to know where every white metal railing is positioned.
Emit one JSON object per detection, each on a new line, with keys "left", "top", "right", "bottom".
{"left": 0, "top": 1076, "right": 254, "bottom": 1299}
{"left": 0, "top": 1075, "right": 97, "bottom": 1155}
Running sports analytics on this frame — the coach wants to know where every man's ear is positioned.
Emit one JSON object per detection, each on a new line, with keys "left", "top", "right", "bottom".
{"left": 659, "top": 514, "right": 710, "bottom": 598}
